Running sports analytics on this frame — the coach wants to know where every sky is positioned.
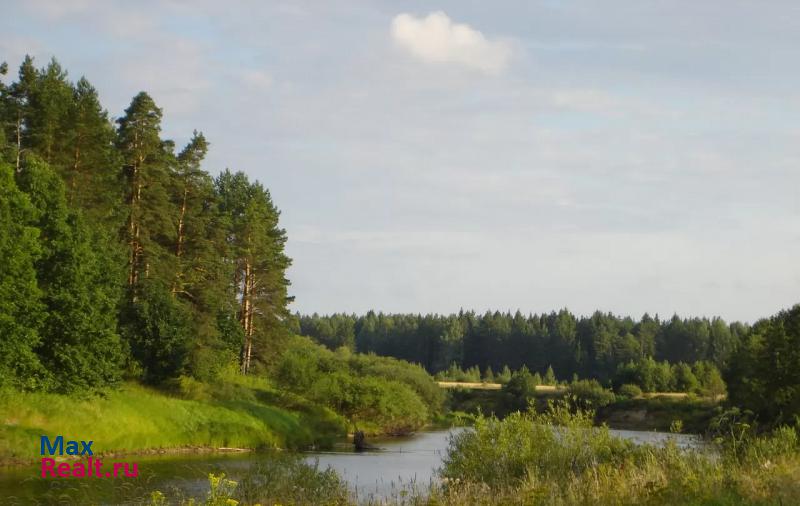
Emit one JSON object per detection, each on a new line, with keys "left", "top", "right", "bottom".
{"left": 1, "top": 1, "right": 799, "bottom": 322}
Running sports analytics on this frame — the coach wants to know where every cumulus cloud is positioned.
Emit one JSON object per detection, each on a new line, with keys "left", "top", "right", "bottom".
{"left": 390, "top": 11, "right": 512, "bottom": 75}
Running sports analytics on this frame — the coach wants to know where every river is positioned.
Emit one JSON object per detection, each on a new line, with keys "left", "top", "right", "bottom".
{"left": 0, "top": 428, "right": 702, "bottom": 505}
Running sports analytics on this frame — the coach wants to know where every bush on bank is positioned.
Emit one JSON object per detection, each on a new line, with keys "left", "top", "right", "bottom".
{"left": 274, "top": 336, "right": 443, "bottom": 434}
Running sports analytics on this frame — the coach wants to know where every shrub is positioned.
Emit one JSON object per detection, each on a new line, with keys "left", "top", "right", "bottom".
{"left": 273, "top": 336, "right": 439, "bottom": 434}
{"left": 566, "top": 379, "right": 616, "bottom": 409}
{"left": 501, "top": 366, "right": 539, "bottom": 412}
{"left": 617, "top": 383, "right": 643, "bottom": 399}
{"left": 442, "top": 401, "right": 634, "bottom": 488}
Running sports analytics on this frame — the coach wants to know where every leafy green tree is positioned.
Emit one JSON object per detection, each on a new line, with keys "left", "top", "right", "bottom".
{"left": 566, "top": 379, "right": 616, "bottom": 409}
{"left": 617, "top": 383, "right": 642, "bottom": 399}
{"left": 727, "top": 305, "right": 800, "bottom": 425}
{"left": 121, "top": 281, "right": 191, "bottom": 384}
{"left": 671, "top": 362, "right": 699, "bottom": 393}
{"left": 693, "top": 361, "right": 726, "bottom": 398}
{"left": 0, "top": 162, "right": 45, "bottom": 389}
{"left": 17, "top": 157, "right": 123, "bottom": 392}
{"left": 708, "top": 317, "right": 735, "bottom": 368}
{"left": 503, "top": 366, "right": 537, "bottom": 412}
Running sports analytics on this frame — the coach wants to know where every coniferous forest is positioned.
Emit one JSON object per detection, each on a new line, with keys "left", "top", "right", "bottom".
{"left": 0, "top": 56, "right": 291, "bottom": 392}
{"left": 299, "top": 310, "right": 743, "bottom": 383}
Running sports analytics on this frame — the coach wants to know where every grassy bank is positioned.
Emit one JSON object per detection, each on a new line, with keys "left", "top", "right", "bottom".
{"left": 0, "top": 337, "right": 447, "bottom": 465}
{"left": 0, "top": 376, "right": 346, "bottom": 465}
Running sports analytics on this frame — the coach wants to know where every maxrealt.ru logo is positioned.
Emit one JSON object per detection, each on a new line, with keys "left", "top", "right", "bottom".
{"left": 40, "top": 436, "right": 138, "bottom": 478}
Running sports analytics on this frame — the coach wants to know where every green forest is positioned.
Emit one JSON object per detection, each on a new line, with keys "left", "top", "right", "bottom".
{"left": 300, "top": 307, "right": 800, "bottom": 425}
{"left": 299, "top": 310, "right": 744, "bottom": 377}
{"left": 0, "top": 55, "right": 292, "bottom": 391}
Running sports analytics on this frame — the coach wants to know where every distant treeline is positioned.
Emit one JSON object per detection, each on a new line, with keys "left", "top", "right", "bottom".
{"left": 0, "top": 56, "right": 292, "bottom": 392}
{"left": 297, "top": 310, "right": 748, "bottom": 383}
{"left": 434, "top": 359, "right": 725, "bottom": 398}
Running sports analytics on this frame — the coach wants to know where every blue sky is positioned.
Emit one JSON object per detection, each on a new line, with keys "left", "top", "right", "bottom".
{"left": 2, "top": 1, "right": 799, "bottom": 322}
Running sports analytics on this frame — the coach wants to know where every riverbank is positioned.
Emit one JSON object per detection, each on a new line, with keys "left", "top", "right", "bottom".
{"left": 0, "top": 377, "right": 346, "bottom": 466}
{"left": 444, "top": 384, "right": 721, "bottom": 433}
{"left": 131, "top": 411, "right": 799, "bottom": 506}
{"left": 596, "top": 396, "right": 719, "bottom": 433}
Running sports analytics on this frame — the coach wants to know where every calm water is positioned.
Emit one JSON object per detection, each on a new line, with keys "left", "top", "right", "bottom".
{"left": 0, "top": 428, "right": 702, "bottom": 505}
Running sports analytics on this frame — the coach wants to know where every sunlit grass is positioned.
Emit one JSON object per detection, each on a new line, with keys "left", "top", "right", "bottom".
{"left": 0, "top": 379, "right": 346, "bottom": 463}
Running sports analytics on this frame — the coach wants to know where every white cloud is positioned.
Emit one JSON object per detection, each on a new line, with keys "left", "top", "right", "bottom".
{"left": 390, "top": 11, "right": 512, "bottom": 75}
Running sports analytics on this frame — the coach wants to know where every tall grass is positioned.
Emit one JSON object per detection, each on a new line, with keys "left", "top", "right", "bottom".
{"left": 148, "top": 456, "right": 351, "bottom": 506}
{"left": 0, "top": 377, "right": 346, "bottom": 463}
{"left": 427, "top": 402, "right": 800, "bottom": 505}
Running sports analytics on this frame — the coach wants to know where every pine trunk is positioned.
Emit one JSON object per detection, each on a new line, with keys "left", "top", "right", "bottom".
{"left": 176, "top": 187, "right": 187, "bottom": 257}
{"left": 240, "top": 259, "right": 252, "bottom": 374}
{"left": 245, "top": 270, "right": 256, "bottom": 373}
{"left": 127, "top": 141, "right": 143, "bottom": 293}
{"left": 15, "top": 115, "right": 22, "bottom": 172}
{"left": 69, "top": 136, "right": 82, "bottom": 206}
{"left": 172, "top": 187, "right": 188, "bottom": 295}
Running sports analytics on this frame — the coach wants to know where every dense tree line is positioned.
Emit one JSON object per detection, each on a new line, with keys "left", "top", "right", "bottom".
{"left": 301, "top": 307, "right": 800, "bottom": 425}
{"left": 299, "top": 310, "right": 747, "bottom": 383}
{"left": 0, "top": 56, "right": 292, "bottom": 391}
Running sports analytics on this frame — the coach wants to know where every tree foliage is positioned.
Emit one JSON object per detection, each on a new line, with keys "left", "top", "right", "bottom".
{"left": 0, "top": 56, "right": 293, "bottom": 390}
{"left": 300, "top": 310, "right": 747, "bottom": 387}
{"left": 727, "top": 305, "right": 800, "bottom": 425}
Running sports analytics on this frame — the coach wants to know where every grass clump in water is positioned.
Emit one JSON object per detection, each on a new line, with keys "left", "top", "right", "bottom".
{"left": 148, "top": 455, "right": 350, "bottom": 506}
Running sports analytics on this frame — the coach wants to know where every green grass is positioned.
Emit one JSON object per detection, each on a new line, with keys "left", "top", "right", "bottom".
{"left": 0, "top": 377, "right": 347, "bottom": 464}
{"left": 427, "top": 402, "right": 800, "bottom": 506}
